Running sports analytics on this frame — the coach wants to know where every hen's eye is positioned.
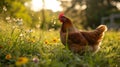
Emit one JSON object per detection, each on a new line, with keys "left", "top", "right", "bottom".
{"left": 61, "top": 17, "right": 66, "bottom": 21}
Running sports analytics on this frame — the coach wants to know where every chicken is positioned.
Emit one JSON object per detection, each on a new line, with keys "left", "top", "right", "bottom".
{"left": 58, "top": 13, "right": 107, "bottom": 54}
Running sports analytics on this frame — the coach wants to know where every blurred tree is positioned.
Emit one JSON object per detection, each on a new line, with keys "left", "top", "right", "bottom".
{"left": 85, "top": 0, "right": 120, "bottom": 28}
{"left": 40, "top": 0, "right": 46, "bottom": 30}
{"left": 60, "top": 0, "right": 120, "bottom": 29}
{"left": 39, "top": 0, "right": 60, "bottom": 30}
{"left": 0, "top": 0, "right": 33, "bottom": 27}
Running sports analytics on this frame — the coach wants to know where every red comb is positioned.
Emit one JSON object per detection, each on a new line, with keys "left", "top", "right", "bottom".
{"left": 59, "top": 12, "right": 64, "bottom": 18}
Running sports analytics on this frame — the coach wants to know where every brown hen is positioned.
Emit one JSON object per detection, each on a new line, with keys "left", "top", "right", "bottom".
{"left": 59, "top": 13, "right": 107, "bottom": 54}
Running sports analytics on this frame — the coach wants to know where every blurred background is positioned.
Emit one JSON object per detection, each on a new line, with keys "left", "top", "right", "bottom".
{"left": 0, "top": 0, "right": 120, "bottom": 30}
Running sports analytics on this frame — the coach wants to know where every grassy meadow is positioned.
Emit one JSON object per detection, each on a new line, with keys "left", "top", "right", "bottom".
{"left": 0, "top": 22, "right": 120, "bottom": 67}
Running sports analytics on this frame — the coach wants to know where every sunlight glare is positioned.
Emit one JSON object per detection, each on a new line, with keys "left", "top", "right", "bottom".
{"left": 116, "top": 3, "right": 120, "bottom": 10}
{"left": 31, "top": 0, "right": 62, "bottom": 12}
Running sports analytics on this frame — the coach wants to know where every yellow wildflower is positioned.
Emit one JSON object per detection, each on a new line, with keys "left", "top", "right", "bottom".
{"left": 16, "top": 57, "right": 28, "bottom": 66}
{"left": 5, "top": 54, "right": 12, "bottom": 60}
{"left": 53, "top": 38, "right": 58, "bottom": 43}
{"left": 44, "top": 40, "right": 49, "bottom": 44}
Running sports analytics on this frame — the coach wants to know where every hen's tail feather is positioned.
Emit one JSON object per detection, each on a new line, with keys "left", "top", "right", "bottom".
{"left": 96, "top": 25, "right": 107, "bottom": 34}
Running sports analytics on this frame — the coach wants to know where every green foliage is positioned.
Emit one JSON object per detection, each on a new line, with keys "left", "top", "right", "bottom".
{"left": 0, "top": 0, "right": 61, "bottom": 29}
{"left": 0, "top": 20, "right": 120, "bottom": 67}
{"left": 0, "top": 0, "right": 33, "bottom": 27}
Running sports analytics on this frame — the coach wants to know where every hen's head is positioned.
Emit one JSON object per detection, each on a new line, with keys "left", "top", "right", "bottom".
{"left": 59, "top": 13, "right": 71, "bottom": 23}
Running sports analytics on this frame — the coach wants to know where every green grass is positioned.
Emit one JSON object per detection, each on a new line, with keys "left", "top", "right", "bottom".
{"left": 0, "top": 23, "right": 120, "bottom": 67}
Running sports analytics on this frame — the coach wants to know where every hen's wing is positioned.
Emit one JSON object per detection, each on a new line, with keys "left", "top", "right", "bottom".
{"left": 62, "top": 32, "right": 90, "bottom": 53}
{"left": 67, "top": 32, "right": 88, "bottom": 45}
